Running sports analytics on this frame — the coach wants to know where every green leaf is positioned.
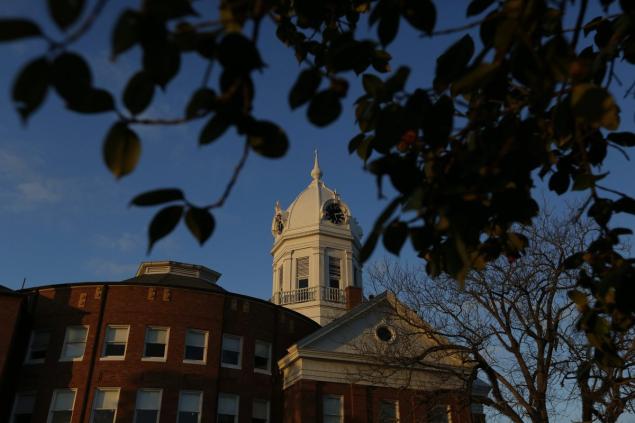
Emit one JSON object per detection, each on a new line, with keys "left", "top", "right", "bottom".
{"left": 466, "top": 0, "right": 495, "bottom": 16}
{"left": 48, "top": 0, "right": 85, "bottom": 30}
{"left": 400, "top": 0, "right": 436, "bottom": 35}
{"left": 185, "top": 88, "right": 216, "bottom": 119}
{"left": 123, "top": 71, "right": 155, "bottom": 116}
{"left": 383, "top": 220, "right": 408, "bottom": 255}
{"left": 52, "top": 52, "right": 92, "bottom": 101}
{"left": 571, "top": 83, "right": 620, "bottom": 130}
{"left": 548, "top": 170, "right": 570, "bottom": 195}
{"left": 360, "top": 197, "right": 402, "bottom": 262}
{"left": 572, "top": 173, "right": 607, "bottom": 191}
{"left": 607, "top": 132, "right": 635, "bottom": 147}
{"left": 568, "top": 290, "right": 588, "bottom": 308}
{"left": 111, "top": 9, "right": 140, "bottom": 59}
{"left": 289, "top": 69, "right": 322, "bottom": 109}
{"left": 614, "top": 197, "right": 635, "bottom": 215}
{"left": 143, "top": 43, "right": 181, "bottom": 88}
{"left": 307, "top": 90, "right": 342, "bottom": 127}
{"left": 247, "top": 120, "right": 289, "bottom": 158}
{"left": 450, "top": 62, "right": 499, "bottom": 96}
{"left": 148, "top": 205, "right": 183, "bottom": 253}
{"left": 348, "top": 134, "right": 365, "bottom": 154}
{"left": 378, "top": 1, "right": 400, "bottom": 46}
{"left": 199, "top": 113, "right": 232, "bottom": 145}
{"left": 362, "top": 74, "right": 384, "bottom": 98}
{"left": 130, "top": 189, "right": 184, "bottom": 207}
{"left": 103, "top": 122, "right": 141, "bottom": 178}
{"left": 185, "top": 207, "right": 215, "bottom": 245}
{"left": 12, "top": 57, "right": 49, "bottom": 123}
{"left": 0, "top": 19, "right": 42, "bottom": 42}
{"left": 563, "top": 252, "right": 584, "bottom": 269}
{"left": 218, "top": 33, "right": 264, "bottom": 73}
{"left": 384, "top": 66, "right": 410, "bottom": 95}
{"left": 434, "top": 34, "right": 474, "bottom": 92}
{"left": 66, "top": 88, "right": 115, "bottom": 114}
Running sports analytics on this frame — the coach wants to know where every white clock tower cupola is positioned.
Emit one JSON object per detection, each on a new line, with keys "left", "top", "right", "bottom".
{"left": 271, "top": 152, "right": 363, "bottom": 325}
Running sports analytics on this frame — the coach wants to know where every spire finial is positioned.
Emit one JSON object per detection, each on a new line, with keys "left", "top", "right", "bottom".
{"left": 311, "top": 149, "right": 322, "bottom": 181}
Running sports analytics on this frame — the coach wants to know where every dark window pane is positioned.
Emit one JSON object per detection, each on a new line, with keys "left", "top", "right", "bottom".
{"left": 329, "top": 279, "right": 339, "bottom": 289}
{"left": 30, "top": 349, "right": 46, "bottom": 360}
{"left": 218, "top": 414, "right": 235, "bottom": 423}
{"left": 298, "top": 279, "right": 308, "bottom": 289}
{"left": 252, "top": 419, "right": 267, "bottom": 423}
{"left": 222, "top": 350, "right": 239, "bottom": 365}
{"left": 51, "top": 411, "right": 72, "bottom": 423}
{"left": 135, "top": 410, "right": 158, "bottom": 423}
{"left": 254, "top": 356, "right": 269, "bottom": 369}
{"left": 15, "top": 414, "right": 32, "bottom": 423}
{"left": 104, "top": 343, "right": 125, "bottom": 356}
{"left": 144, "top": 343, "right": 165, "bottom": 357}
{"left": 178, "top": 411, "right": 199, "bottom": 423}
{"left": 92, "top": 410, "right": 115, "bottom": 423}
{"left": 185, "top": 346, "right": 204, "bottom": 361}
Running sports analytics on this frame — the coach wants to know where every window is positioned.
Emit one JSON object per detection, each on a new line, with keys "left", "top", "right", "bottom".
{"left": 48, "top": 389, "right": 76, "bottom": 423}
{"left": 296, "top": 257, "right": 309, "bottom": 289}
{"left": 178, "top": 391, "right": 202, "bottom": 423}
{"left": 278, "top": 266, "right": 283, "bottom": 291}
{"left": 184, "top": 329, "right": 208, "bottom": 363}
{"left": 328, "top": 257, "right": 341, "bottom": 289}
{"left": 102, "top": 326, "right": 129, "bottom": 359}
{"left": 90, "top": 389, "right": 119, "bottom": 423}
{"left": 10, "top": 393, "right": 35, "bottom": 423}
{"left": 252, "top": 399, "right": 269, "bottom": 423}
{"left": 379, "top": 400, "right": 399, "bottom": 423}
{"left": 217, "top": 393, "right": 239, "bottom": 423}
{"left": 134, "top": 389, "right": 162, "bottom": 423}
{"left": 221, "top": 334, "right": 242, "bottom": 368}
{"left": 254, "top": 341, "right": 271, "bottom": 373}
{"left": 427, "top": 405, "right": 449, "bottom": 423}
{"left": 25, "top": 330, "right": 50, "bottom": 363}
{"left": 143, "top": 327, "right": 169, "bottom": 360}
{"left": 323, "top": 395, "right": 343, "bottom": 423}
{"left": 60, "top": 326, "right": 88, "bottom": 361}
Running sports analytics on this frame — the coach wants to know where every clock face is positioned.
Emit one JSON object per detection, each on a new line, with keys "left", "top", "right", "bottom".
{"left": 324, "top": 202, "right": 346, "bottom": 224}
{"left": 275, "top": 214, "right": 284, "bottom": 234}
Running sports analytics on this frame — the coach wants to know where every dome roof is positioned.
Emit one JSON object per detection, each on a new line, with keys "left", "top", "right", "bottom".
{"left": 272, "top": 152, "right": 363, "bottom": 241}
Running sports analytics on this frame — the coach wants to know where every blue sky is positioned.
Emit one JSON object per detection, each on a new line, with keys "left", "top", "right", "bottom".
{"left": 0, "top": 1, "right": 633, "bottom": 302}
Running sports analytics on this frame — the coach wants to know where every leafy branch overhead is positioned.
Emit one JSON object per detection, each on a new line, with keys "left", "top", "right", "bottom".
{"left": 2, "top": 0, "right": 635, "bottom": 366}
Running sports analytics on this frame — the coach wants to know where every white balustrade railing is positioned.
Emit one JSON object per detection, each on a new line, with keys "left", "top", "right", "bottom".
{"left": 272, "top": 286, "right": 346, "bottom": 305}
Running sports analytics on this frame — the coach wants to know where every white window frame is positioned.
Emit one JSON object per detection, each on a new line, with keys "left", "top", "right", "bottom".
{"left": 90, "top": 388, "right": 120, "bottom": 423}
{"left": 177, "top": 390, "right": 203, "bottom": 423}
{"left": 220, "top": 334, "right": 243, "bottom": 369}
{"left": 253, "top": 340, "right": 272, "bottom": 374}
{"left": 183, "top": 329, "right": 208, "bottom": 365}
{"left": 60, "top": 325, "right": 89, "bottom": 362}
{"left": 47, "top": 389, "right": 77, "bottom": 423}
{"left": 101, "top": 325, "right": 130, "bottom": 361}
{"left": 379, "top": 400, "right": 400, "bottom": 423}
{"left": 134, "top": 389, "right": 163, "bottom": 423}
{"left": 25, "top": 329, "right": 50, "bottom": 364}
{"left": 252, "top": 399, "right": 269, "bottom": 423}
{"left": 142, "top": 326, "right": 170, "bottom": 362}
{"left": 217, "top": 393, "right": 239, "bottom": 423}
{"left": 323, "top": 395, "right": 343, "bottom": 423}
{"left": 9, "top": 392, "right": 36, "bottom": 423}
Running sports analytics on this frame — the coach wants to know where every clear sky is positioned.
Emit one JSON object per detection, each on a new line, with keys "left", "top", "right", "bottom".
{"left": 1, "top": 1, "right": 634, "bottom": 421}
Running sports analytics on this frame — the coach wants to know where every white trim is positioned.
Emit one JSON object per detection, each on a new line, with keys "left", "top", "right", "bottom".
{"left": 142, "top": 326, "right": 170, "bottom": 362}
{"left": 60, "top": 325, "right": 89, "bottom": 362}
{"left": 89, "top": 388, "right": 120, "bottom": 423}
{"left": 221, "top": 334, "right": 243, "bottom": 369}
{"left": 254, "top": 340, "right": 272, "bottom": 375}
{"left": 133, "top": 388, "right": 163, "bottom": 423}
{"left": 24, "top": 329, "right": 50, "bottom": 364}
{"left": 177, "top": 390, "right": 203, "bottom": 423}
{"left": 47, "top": 388, "right": 77, "bottom": 423}
{"left": 9, "top": 392, "right": 36, "bottom": 423}
{"left": 183, "top": 328, "right": 208, "bottom": 365}
{"left": 100, "top": 325, "right": 130, "bottom": 360}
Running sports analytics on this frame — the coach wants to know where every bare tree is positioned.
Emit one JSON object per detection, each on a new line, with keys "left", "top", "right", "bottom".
{"left": 367, "top": 208, "right": 635, "bottom": 423}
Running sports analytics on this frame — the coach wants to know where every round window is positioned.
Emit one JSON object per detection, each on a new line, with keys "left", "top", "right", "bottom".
{"left": 375, "top": 325, "right": 394, "bottom": 342}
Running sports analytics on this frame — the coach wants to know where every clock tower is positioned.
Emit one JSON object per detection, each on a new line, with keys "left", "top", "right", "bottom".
{"left": 270, "top": 152, "right": 363, "bottom": 325}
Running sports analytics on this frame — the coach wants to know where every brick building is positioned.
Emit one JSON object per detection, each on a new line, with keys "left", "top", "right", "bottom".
{"left": 0, "top": 156, "right": 487, "bottom": 422}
